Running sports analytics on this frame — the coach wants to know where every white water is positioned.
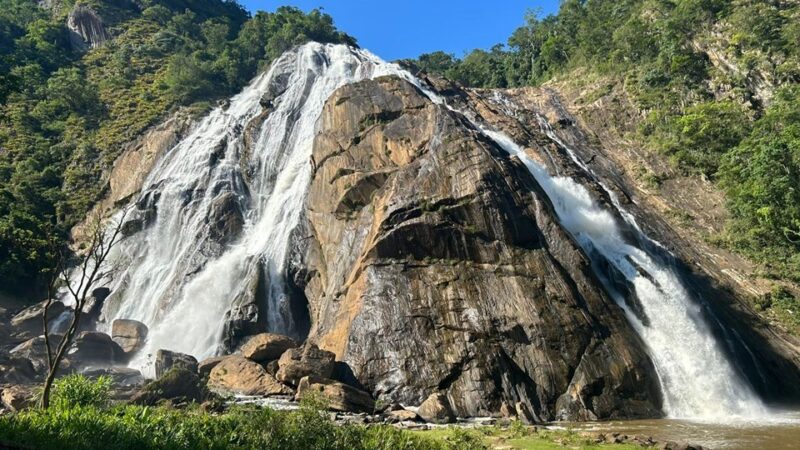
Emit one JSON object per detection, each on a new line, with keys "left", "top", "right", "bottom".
{"left": 99, "top": 43, "right": 766, "bottom": 420}
{"left": 388, "top": 68, "right": 768, "bottom": 420}
{"left": 99, "top": 43, "right": 400, "bottom": 375}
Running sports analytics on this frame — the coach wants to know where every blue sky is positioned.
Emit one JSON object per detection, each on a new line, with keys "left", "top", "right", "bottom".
{"left": 240, "top": 1, "right": 560, "bottom": 61}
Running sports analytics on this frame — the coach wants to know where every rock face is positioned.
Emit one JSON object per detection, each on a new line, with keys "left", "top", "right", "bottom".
{"left": 67, "top": 4, "right": 110, "bottom": 50}
{"left": 295, "top": 375, "right": 375, "bottom": 413}
{"left": 276, "top": 344, "right": 336, "bottom": 386}
{"left": 294, "top": 75, "right": 661, "bottom": 421}
{"left": 155, "top": 350, "right": 198, "bottom": 378}
{"left": 111, "top": 319, "right": 148, "bottom": 354}
{"left": 208, "top": 356, "right": 292, "bottom": 396}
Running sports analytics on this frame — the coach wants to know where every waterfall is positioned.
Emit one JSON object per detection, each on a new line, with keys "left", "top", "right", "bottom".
{"left": 99, "top": 42, "right": 766, "bottom": 420}
{"left": 99, "top": 43, "right": 400, "bottom": 375}
{"left": 385, "top": 68, "right": 768, "bottom": 420}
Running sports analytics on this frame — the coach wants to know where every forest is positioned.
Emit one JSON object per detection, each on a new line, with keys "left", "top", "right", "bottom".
{"left": 412, "top": 0, "right": 800, "bottom": 289}
{"left": 0, "top": 0, "right": 354, "bottom": 293}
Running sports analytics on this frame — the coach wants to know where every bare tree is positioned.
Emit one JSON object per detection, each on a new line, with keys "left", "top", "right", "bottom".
{"left": 39, "top": 208, "right": 127, "bottom": 409}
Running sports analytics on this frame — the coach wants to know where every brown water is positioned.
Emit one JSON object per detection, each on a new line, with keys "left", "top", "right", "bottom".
{"left": 560, "top": 412, "right": 800, "bottom": 449}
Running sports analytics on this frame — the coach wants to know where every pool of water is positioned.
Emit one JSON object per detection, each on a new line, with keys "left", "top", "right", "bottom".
{"left": 560, "top": 412, "right": 800, "bottom": 449}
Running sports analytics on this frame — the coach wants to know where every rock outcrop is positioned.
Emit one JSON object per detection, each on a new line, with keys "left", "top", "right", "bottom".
{"left": 294, "top": 75, "right": 661, "bottom": 421}
{"left": 417, "top": 393, "right": 456, "bottom": 424}
{"left": 67, "top": 4, "right": 110, "bottom": 50}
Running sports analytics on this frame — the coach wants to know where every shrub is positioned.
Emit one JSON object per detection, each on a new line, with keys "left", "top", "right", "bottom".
{"left": 50, "top": 374, "right": 112, "bottom": 409}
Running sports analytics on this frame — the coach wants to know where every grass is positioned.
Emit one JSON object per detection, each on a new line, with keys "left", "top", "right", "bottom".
{"left": 414, "top": 424, "right": 643, "bottom": 450}
{"left": 0, "top": 375, "right": 644, "bottom": 450}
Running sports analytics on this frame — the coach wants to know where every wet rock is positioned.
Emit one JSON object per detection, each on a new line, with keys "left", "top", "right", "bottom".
{"left": 276, "top": 344, "right": 335, "bottom": 386}
{"left": 207, "top": 192, "right": 244, "bottom": 245}
{"left": 198, "top": 356, "right": 226, "bottom": 378}
{"left": 67, "top": 331, "right": 124, "bottom": 368}
{"left": 0, "top": 385, "right": 33, "bottom": 412}
{"left": 240, "top": 333, "right": 297, "bottom": 363}
{"left": 295, "top": 375, "right": 375, "bottom": 413}
{"left": 111, "top": 319, "right": 148, "bottom": 354}
{"left": 10, "top": 300, "right": 66, "bottom": 338}
{"left": 130, "top": 368, "right": 204, "bottom": 406}
{"left": 0, "top": 355, "right": 38, "bottom": 384}
{"left": 67, "top": 4, "right": 110, "bottom": 51}
{"left": 208, "top": 356, "right": 292, "bottom": 396}
{"left": 222, "top": 261, "right": 268, "bottom": 351}
{"left": 417, "top": 393, "right": 455, "bottom": 424}
{"left": 659, "top": 442, "right": 708, "bottom": 450}
{"left": 155, "top": 350, "right": 198, "bottom": 378}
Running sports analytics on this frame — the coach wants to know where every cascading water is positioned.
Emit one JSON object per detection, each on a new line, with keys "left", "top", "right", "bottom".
{"left": 98, "top": 41, "right": 766, "bottom": 420}
{"left": 385, "top": 70, "right": 768, "bottom": 420}
{"left": 99, "top": 43, "right": 400, "bottom": 375}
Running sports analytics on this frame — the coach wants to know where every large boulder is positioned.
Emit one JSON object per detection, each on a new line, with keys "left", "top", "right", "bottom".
{"left": 417, "top": 393, "right": 455, "bottom": 424}
{"left": 130, "top": 368, "right": 204, "bottom": 406}
{"left": 67, "top": 331, "right": 124, "bottom": 368}
{"left": 208, "top": 356, "right": 292, "bottom": 396}
{"left": 155, "top": 350, "right": 198, "bottom": 378}
{"left": 295, "top": 376, "right": 375, "bottom": 413}
{"left": 276, "top": 344, "right": 335, "bottom": 386}
{"left": 240, "top": 333, "right": 297, "bottom": 363}
{"left": 10, "top": 335, "right": 60, "bottom": 373}
{"left": 0, "top": 385, "right": 33, "bottom": 412}
{"left": 111, "top": 319, "right": 148, "bottom": 354}
{"left": 198, "top": 356, "right": 226, "bottom": 378}
{"left": 9, "top": 300, "right": 66, "bottom": 338}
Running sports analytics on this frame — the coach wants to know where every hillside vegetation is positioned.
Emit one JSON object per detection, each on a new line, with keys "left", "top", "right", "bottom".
{"left": 0, "top": 0, "right": 354, "bottom": 295}
{"left": 412, "top": 0, "right": 800, "bottom": 320}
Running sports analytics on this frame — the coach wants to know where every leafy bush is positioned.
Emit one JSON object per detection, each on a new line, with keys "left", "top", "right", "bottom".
{"left": 49, "top": 374, "right": 112, "bottom": 409}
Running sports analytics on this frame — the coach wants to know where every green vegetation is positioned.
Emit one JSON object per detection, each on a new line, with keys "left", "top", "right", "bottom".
{"left": 0, "top": 0, "right": 354, "bottom": 297}
{"left": 0, "top": 375, "right": 642, "bottom": 450}
{"left": 411, "top": 0, "right": 800, "bottom": 290}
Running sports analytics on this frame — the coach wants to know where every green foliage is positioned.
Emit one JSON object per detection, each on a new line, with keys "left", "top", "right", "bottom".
{"left": 411, "top": 0, "right": 800, "bottom": 293}
{"left": 0, "top": 1, "right": 354, "bottom": 297}
{"left": 49, "top": 374, "right": 112, "bottom": 409}
{"left": 0, "top": 400, "right": 477, "bottom": 450}
{"left": 719, "top": 86, "right": 800, "bottom": 280}
{"left": 650, "top": 101, "right": 751, "bottom": 176}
